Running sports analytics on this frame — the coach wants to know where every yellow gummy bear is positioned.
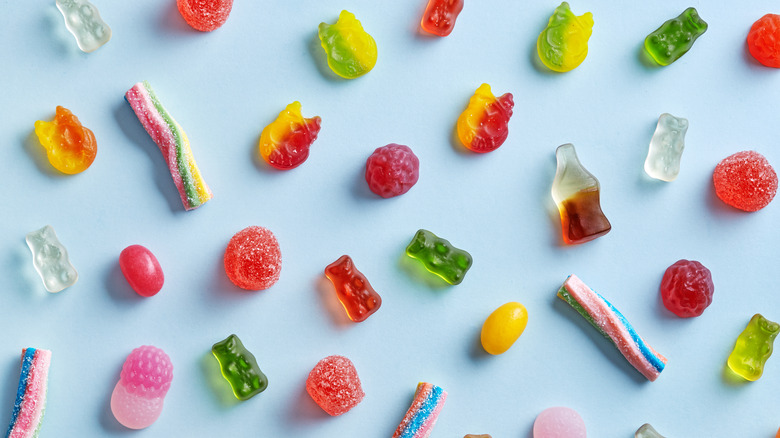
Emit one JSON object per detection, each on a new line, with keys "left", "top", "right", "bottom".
{"left": 537, "top": 2, "right": 593, "bottom": 72}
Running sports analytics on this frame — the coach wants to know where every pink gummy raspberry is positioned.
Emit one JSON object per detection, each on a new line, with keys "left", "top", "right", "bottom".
{"left": 660, "top": 259, "right": 714, "bottom": 318}
{"left": 177, "top": 0, "right": 234, "bottom": 32}
{"left": 111, "top": 346, "right": 173, "bottom": 430}
{"left": 306, "top": 355, "right": 364, "bottom": 416}
{"left": 533, "top": 407, "right": 586, "bottom": 438}
{"left": 224, "top": 226, "right": 282, "bottom": 291}
{"left": 365, "top": 144, "right": 420, "bottom": 198}
{"left": 713, "top": 151, "right": 777, "bottom": 212}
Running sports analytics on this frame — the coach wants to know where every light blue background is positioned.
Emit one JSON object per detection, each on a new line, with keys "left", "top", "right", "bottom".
{"left": 1, "top": 0, "right": 779, "bottom": 436}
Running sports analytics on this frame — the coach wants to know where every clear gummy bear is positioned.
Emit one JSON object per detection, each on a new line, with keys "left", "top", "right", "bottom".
{"left": 55, "top": 0, "right": 112, "bottom": 53}
{"left": 25, "top": 225, "right": 78, "bottom": 293}
{"left": 644, "top": 113, "right": 689, "bottom": 182}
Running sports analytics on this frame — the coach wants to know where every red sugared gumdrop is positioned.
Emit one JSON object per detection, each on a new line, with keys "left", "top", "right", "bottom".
{"left": 661, "top": 259, "right": 714, "bottom": 318}
{"left": 533, "top": 407, "right": 586, "bottom": 438}
{"left": 747, "top": 14, "right": 780, "bottom": 68}
{"left": 306, "top": 355, "right": 364, "bottom": 416}
{"left": 713, "top": 151, "right": 777, "bottom": 212}
{"left": 224, "top": 226, "right": 282, "bottom": 290}
{"left": 119, "top": 245, "right": 164, "bottom": 297}
{"left": 365, "top": 144, "right": 420, "bottom": 198}
{"left": 177, "top": 0, "right": 234, "bottom": 32}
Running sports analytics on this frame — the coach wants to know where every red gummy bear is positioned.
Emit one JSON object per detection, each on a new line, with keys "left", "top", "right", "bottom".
{"left": 306, "top": 355, "right": 364, "bottom": 416}
{"left": 660, "top": 260, "right": 714, "bottom": 318}
{"left": 324, "top": 255, "right": 382, "bottom": 322}
{"left": 747, "top": 14, "right": 780, "bottom": 68}
{"left": 713, "top": 151, "right": 778, "bottom": 212}
{"left": 421, "top": 0, "right": 464, "bottom": 37}
{"left": 365, "top": 144, "right": 420, "bottom": 198}
{"left": 177, "top": 0, "right": 234, "bottom": 32}
{"left": 224, "top": 226, "right": 282, "bottom": 290}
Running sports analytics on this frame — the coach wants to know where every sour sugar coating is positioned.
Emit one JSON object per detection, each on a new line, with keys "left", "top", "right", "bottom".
{"left": 644, "top": 113, "right": 689, "bottom": 182}
{"left": 727, "top": 313, "right": 779, "bottom": 381}
{"left": 325, "top": 255, "right": 382, "bottom": 322}
{"left": 456, "top": 84, "right": 514, "bottom": 153}
{"left": 747, "top": 14, "right": 780, "bottom": 68}
{"left": 533, "top": 407, "right": 586, "bottom": 438}
{"left": 306, "top": 355, "right": 364, "bottom": 416}
{"left": 34, "top": 106, "right": 97, "bottom": 174}
{"left": 644, "top": 8, "right": 707, "bottom": 66}
{"left": 258, "top": 102, "right": 322, "bottom": 170}
{"left": 557, "top": 274, "right": 668, "bottom": 381}
{"left": 125, "top": 81, "right": 213, "bottom": 210}
{"left": 537, "top": 2, "right": 593, "bottom": 72}
{"left": 111, "top": 346, "right": 173, "bottom": 429}
{"left": 119, "top": 245, "right": 164, "bottom": 297}
{"left": 26, "top": 225, "right": 78, "bottom": 293}
{"left": 660, "top": 259, "right": 714, "bottom": 317}
{"left": 318, "top": 10, "right": 377, "bottom": 79}
{"left": 635, "top": 423, "right": 666, "bottom": 438}
{"left": 393, "top": 382, "right": 447, "bottom": 438}
{"left": 177, "top": 0, "right": 233, "bottom": 32}
{"left": 420, "top": 0, "right": 464, "bottom": 37}
{"left": 406, "top": 229, "right": 472, "bottom": 285}
{"left": 551, "top": 144, "right": 611, "bottom": 244}
{"left": 365, "top": 144, "right": 420, "bottom": 198}
{"left": 713, "top": 151, "right": 778, "bottom": 212}
{"left": 212, "top": 334, "right": 268, "bottom": 401}
{"left": 480, "top": 302, "right": 528, "bottom": 355}
{"left": 55, "top": 0, "right": 111, "bottom": 52}
{"left": 223, "top": 226, "right": 282, "bottom": 291}
{"left": 5, "top": 348, "right": 51, "bottom": 438}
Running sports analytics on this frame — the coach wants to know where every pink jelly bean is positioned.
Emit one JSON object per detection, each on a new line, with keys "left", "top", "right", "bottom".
{"left": 119, "top": 245, "right": 164, "bottom": 297}
{"left": 111, "top": 346, "right": 173, "bottom": 429}
{"left": 533, "top": 407, "right": 587, "bottom": 438}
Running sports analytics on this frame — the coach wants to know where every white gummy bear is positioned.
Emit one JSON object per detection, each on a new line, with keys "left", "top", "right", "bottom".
{"left": 644, "top": 113, "right": 689, "bottom": 182}
{"left": 56, "top": 0, "right": 112, "bottom": 52}
{"left": 25, "top": 225, "right": 78, "bottom": 293}
{"left": 635, "top": 423, "right": 666, "bottom": 438}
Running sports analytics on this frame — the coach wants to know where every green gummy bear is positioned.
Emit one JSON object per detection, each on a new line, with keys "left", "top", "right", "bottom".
{"left": 644, "top": 7, "right": 707, "bottom": 66}
{"left": 727, "top": 314, "right": 779, "bottom": 381}
{"left": 212, "top": 334, "right": 268, "bottom": 400}
{"left": 405, "top": 229, "right": 472, "bottom": 285}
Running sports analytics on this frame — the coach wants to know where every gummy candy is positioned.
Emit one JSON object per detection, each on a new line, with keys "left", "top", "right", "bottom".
{"left": 480, "top": 302, "right": 528, "bottom": 355}
{"left": 456, "top": 84, "right": 514, "bottom": 153}
{"left": 393, "top": 382, "right": 447, "bottom": 438}
{"left": 644, "top": 8, "right": 707, "bottom": 66}
{"left": 325, "top": 255, "right": 382, "bottom": 322}
{"left": 464, "top": 435, "right": 492, "bottom": 438}
{"left": 558, "top": 274, "right": 667, "bottom": 381}
{"left": 747, "top": 14, "right": 780, "bottom": 68}
{"left": 727, "top": 313, "right": 779, "bottom": 381}
{"left": 635, "top": 423, "right": 666, "bottom": 438}
{"left": 111, "top": 346, "right": 173, "bottom": 429}
{"left": 223, "top": 226, "right": 282, "bottom": 291}
{"left": 713, "top": 151, "right": 778, "bottom": 212}
{"left": 55, "top": 0, "right": 111, "bottom": 52}
{"left": 25, "top": 225, "right": 78, "bottom": 293}
{"left": 306, "top": 355, "right": 364, "bottom": 416}
{"left": 212, "top": 334, "right": 268, "bottom": 401}
{"left": 406, "top": 229, "right": 472, "bottom": 285}
{"left": 119, "top": 245, "right": 164, "bottom": 297}
{"left": 6, "top": 348, "right": 51, "bottom": 438}
{"left": 644, "top": 113, "right": 689, "bottom": 182}
{"left": 318, "top": 11, "right": 378, "bottom": 79}
{"left": 536, "top": 2, "right": 593, "bottom": 72}
{"left": 660, "top": 259, "right": 714, "bottom": 318}
{"left": 365, "top": 144, "right": 420, "bottom": 198}
{"left": 34, "top": 106, "right": 97, "bottom": 174}
{"left": 533, "top": 407, "right": 586, "bottom": 438}
{"left": 258, "top": 102, "right": 322, "bottom": 170}
{"left": 125, "top": 81, "right": 213, "bottom": 211}
{"left": 551, "top": 144, "right": 611, "bottom": 245}
{"left": 177, "top": 0, "right": 233, "bottom": 32}
{"left": 420, "top": 0, "right": 464, "bottom": 37}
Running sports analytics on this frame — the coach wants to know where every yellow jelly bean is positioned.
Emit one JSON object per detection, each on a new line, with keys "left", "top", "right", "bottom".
{"left": 481, "top": 302, "right": 528, "bottom": 355}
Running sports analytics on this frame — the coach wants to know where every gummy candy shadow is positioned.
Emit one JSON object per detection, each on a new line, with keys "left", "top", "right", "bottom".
{"left": 316, "top": 276, "right": 354, "bottom": 327}
{"left": 308, "top": 33, "right": 345, "bottom": 82}
{"left": 398, "top": 252, "right": 451, "bottom": 289}
{"left": 200, "top": 351, "right": 240, "bottom": 407}
{"left": 104, "top": 260, "right": 144, "bottom": 303}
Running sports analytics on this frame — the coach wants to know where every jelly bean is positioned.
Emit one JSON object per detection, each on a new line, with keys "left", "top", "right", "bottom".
{"left": 533, "top": 407, "right": 586, "bottom": 438}
{"left": 644, "top": 8, "right": 707, "bottom": 66}
{"left": 318, "top": 11, "right": 377, "bottom": 79}
{"left": 55, "top": 0, "right": 111, "bottom": 52}
{"left": 635, "top": 423, "right": 666, "bottom": 438}
{"left": 405, "top": 229, "right": 472, "bottom": 285}
{"left": 644, "top": 113, "right": 688, "bottom": 182}
{"left": 212, "top": 334, "right": 267, "bottom": 401}
{"left": 747, "top": 14, "right": 780, "bottom": 68}
{"left": 177, "top": 0, "right": 233, "bottom": 32}
{"left": 457, "top": 84, "right": 514, "bottom": 153}
{"left": 111, "top": 346, "right": 173, "bottom": 429}
{"left": 306, "top": 355, "right": 364, "bottom": 416}
{"left": 5, "top": 348, "right": 51, "bottom": 438}
{"left": 727, "top": 314, "right": 779, "bottom": 381}
{"left": 34, "top": 106, "right": 97, "bottom": 174}
{"left": 25, "top": 225, "right": 78, "bottom": 293}
{"left": 365, "top": 144, "right": 420, "bottom": 198}
{"left": 713, "top": 151, "right": 777, "bottom": 212}
{"left": 480, "top": 302, "right": 528, "bottom": 355}
{"left": 258, "top": 102, "right": 321, "bottom": 170}
{"left": 537, "top": 2, "right": 593, "bottom": 72}
{"left": 224, "top": 226, "right": 282, "bottom": 291}
{"left": 119, "top": 245, "right": 164, "bottom": 297}
{"left": 660, "top": 260, "right": 714, "bottom": 317}
{"left": 420, "top": 0, "right": 464, "bottom": 37}
{"left": 325, "top": 255, "right": 382, "bottom": 322}
{"left": 393, "top": 382, "right": 446, "bottom": 438}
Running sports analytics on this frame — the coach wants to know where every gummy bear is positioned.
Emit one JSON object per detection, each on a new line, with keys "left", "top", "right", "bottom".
{"left": 258, "top": 102, "right": 321, "bottom": 170}
{"left": 111, "top": 346, "right": 173, "bottom": 429}
{"left": 660, "top": 259, "right": 714, "bottom": 318}
{"left": 727, "top": 313, "right": 779, "bottom": 381}
{"left": 747, "top": 14, "right": 780, "bottom": 68}
{"left": 5, "top": 348, "right": 51, "bottom": 438}
{"left": 456, "top": 84, "right": 514, "bottom": 153}
{"left": 56, "top": 0, "right": 111, "bottom": 52}
{"left": 406, "top": 229, "right": 472, "bottom": 285}
{"left": 25, "top": 225, "right": 78, "bottom": 293}
{"left": 306, "top": 355, "right": 364, "bottom": 416}
{"left": 420, "top": 0, "right": 464, "bottom": 37}
{"left": 224, "top": 226, "right": 282, "bottom": 291}
{"left": 177, "top": 0, "right": 233, "bottom": 32}
{"left": 34, "top": 106, "right": 97, "bottom": 174}
{"left": 644, "top": 8, "right": 708, "bottom": 66}
{"left": 533, "top": 407, "right": 586, "bottom": 438}
{"left": 635, "top": 424, "right": 666, "bottom": 438}
{"left": 644, "top": 113, "right": 689, "bottom": 182}
{"left": 551, "top": 144, "right": 611, "bottom": 244}
{"left": 393, "top": 382, "right": 447, "bottom": 438}
{"left": 212, "top": 334, "right": 268, "bottom": 401}
{"left": 325, "top": 255, "right": 382, "bottom": 322}
{"left": 365, "top": 144, "right": 420, "bottom": 198}
{"left": 318, "top": 11, "right": 378, "bottom": 79}
{"left": 119, "top": 245, "right": 164, "bottom": 297}
{"left": 536, "top": 2, "right": 593, "bottom": 72}
{"left": 713, "top": 151, "right": 778, "bottom": 212}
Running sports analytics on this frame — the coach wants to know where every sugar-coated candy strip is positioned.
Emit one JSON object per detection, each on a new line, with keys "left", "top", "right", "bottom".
{"left": 557, "top": 274, "right": 667, "bottom": 381}
{"left": 393, "top": 382, "right": 447, "bottom": 438}
{"left": 6, "top": 348, "right": 51, "bottom": 438}
{"left": 125, "top": 81, "right": 212, "bottom": 210}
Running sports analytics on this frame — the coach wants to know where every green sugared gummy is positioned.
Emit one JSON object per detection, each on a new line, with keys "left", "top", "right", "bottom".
{"left": 405, "top": 229, "right": 472, "bottom": 285}
{"left": 644, "top": 7, "right": 707, "bottom": 66}
{"left": 727, "top": 314, "right": 779, "bottom": 381}
{"left": 212, "top": 334, "right": 268, "bottom": 400}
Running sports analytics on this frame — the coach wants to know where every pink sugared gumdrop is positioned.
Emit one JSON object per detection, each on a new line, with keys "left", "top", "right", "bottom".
{"left": 306, "top": 355, "right": 364, "bottom": 416}
{"left": 119, "top": 245, "right": 164, "bottom": 297}
{"left": 533, "top": 407, "right": 587, "bottom": 438}
{"left": 111, "top": 346, "right": 173, "bottom": 430}
{"left": 713, "top": 151, "right": 777, "bottom": 212}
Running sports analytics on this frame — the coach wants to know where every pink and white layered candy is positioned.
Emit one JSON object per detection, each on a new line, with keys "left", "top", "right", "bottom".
{"left": 110, "top": 346, "right": 173, "bottom": 429}
{"left": 6, "top": 348, "right": 51, "bottom": 438}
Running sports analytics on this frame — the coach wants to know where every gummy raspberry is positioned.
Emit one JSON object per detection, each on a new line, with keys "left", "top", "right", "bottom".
{"left": 306, "top": 355, "right": 364, "bottom": 416}
{"left": 660, "top": 259, "right": 714, "bottom": 318}
{"left": 713, "top": 151, "right": 777, "bottom": 212}
{"left": 177, "top": 0, "right": 234, "bottom": 32}
{"left": 120, "top": 346, "right": 173, "bottom": 397}
{"left": 224, "top": 226, "right": 282, "bottom": 290}
{"left": 365, "top": 144, "right": 420, "bottom": 198}
{"left": 747, "top": 14, "right": 780, "bottom": 68}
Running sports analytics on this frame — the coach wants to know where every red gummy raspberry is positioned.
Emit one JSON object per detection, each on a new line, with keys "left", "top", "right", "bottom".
{"left": 177, "top": 0, "right": 234, "bottom": 32}
{"left": 365, "top": 144, "right": 420, "bottom": 198}
{"left": 224, "top": 226, "right": 282, "bottom": 290}
{"left": 660, "top": 260, "right": 714, "bottom": 317}
{"left": 747, "top": 14, "right": 780, "bottom": 68}
{"left": 306, "top": 355, "right": 364, "bottom": 416}
{"left": 713, "top": 151, "right": 777, "bottom": 212}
